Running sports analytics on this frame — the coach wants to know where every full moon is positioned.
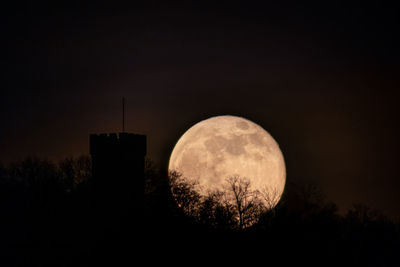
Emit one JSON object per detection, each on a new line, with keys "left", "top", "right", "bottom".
{"left": 168, "top": 115, "right": 286, "bottom": 208}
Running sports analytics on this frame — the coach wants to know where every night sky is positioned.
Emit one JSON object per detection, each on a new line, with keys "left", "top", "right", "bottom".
{"left": 1, "top": 2, "right": 399, "bottom": 217}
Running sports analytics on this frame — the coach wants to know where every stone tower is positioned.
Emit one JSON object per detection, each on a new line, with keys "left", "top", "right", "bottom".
{"left": 89, "top": 132, "right": 146, "bottom": 205}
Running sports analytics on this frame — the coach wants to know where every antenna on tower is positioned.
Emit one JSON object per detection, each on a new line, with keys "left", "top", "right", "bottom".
{"left": 122, "top": 97, "right": 126, "bottom": 133}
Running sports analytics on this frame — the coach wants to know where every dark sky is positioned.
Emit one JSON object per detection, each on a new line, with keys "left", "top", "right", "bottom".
{"left": 1, "top": 2, "right": 399, "bottom": 217}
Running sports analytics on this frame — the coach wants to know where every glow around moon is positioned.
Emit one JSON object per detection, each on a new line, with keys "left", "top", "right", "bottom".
{"left": 168, "top": 115, "right": 286, "bottom": 207}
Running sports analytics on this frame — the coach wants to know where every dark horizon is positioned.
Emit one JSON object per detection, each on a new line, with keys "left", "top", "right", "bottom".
{"left": 0, "top": 144, "right": 399, "bottom": 266}
{"left": 1, "top": 2, "right": 400, "bottom": 219}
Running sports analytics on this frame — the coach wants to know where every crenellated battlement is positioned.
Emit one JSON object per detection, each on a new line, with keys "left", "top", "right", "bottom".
{"left": 90, "top": 132, "right": 146, "bottom": 156}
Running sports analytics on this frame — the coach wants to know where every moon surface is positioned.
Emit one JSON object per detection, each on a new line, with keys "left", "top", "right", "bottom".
{"left": 168, "top": 115, "right": 286, "bottom": 208}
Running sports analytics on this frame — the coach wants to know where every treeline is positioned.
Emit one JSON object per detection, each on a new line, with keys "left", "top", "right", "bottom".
{"left": 0, "top": 156, "right": 399, "bottom": 266}
{"left": 146, "top": 159, "right": 400, "bottom": 265}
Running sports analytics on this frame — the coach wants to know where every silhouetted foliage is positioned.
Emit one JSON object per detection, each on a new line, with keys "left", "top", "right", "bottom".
{"left": 198, "top": 190, "right": 237, "bottom": 230}
{"left": 169, "top": 171, "right": 202, "bottom": 218}
{"left": 168, "top": 172, "right": 331, "bottom": 230}
{"left": 59, "top": 155, "right": 92, "bottom": 188}
{"left": 225, "top": 176, "right": 265, "bottom": 229}
{"left": 0, "top": 156, "right": 399, "bottom": 266}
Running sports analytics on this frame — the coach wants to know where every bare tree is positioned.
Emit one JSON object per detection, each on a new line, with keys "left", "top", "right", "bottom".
{"left": 346, "top": 203, "right": 385, "bottom": 225}
{"left": 169, "top": 171, "right": 201, "bottom": 218}
{"left": 59, "top": 155, "right": 91, "bottom": 188}
{"left": 260, "top": 186, "right": 281, "bottom": 211}
{"left": 168, "top": 173, "right": 267, "bottom": 229}
{"left": 198, "top": 190, "right": 236, "bottom": 229}
{"left": 225, "top": 176, "right": 264, "bottom": 229}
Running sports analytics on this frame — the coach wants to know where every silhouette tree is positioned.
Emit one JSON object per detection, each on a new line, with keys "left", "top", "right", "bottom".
{"left": 346, "top": 204, "right": 385, "bottom": 225}
{"left": 260, "top": 186, "right": 281, "bottom": 211}
{"left": 8, "top": 157, "right": 58, "bottom": 188}
{"left": 225, "top": 176, "right": 264, "bottom": 229}
{"left": 168, "top": 172, "right": 270, "bottom": 229}
{"left": 198, "top": 190, "right": 236, "bottom": 229}
{"left": 59, "top": 155, "right": 91, "bottom": 190}
{"left": 1, "top": 156, "right": 399, "bottom": 266}
{"left": 169, "top": 171, "right": 201, "bottom": 218}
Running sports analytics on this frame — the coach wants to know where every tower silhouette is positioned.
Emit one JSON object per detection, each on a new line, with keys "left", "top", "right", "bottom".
{"left": 90, "top": 132, "right": 146, "bottom": 207}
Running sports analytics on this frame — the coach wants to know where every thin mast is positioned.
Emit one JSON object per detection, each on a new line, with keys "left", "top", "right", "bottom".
{"left": 122, "top": 97, "right": 125, "bottom": 132}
